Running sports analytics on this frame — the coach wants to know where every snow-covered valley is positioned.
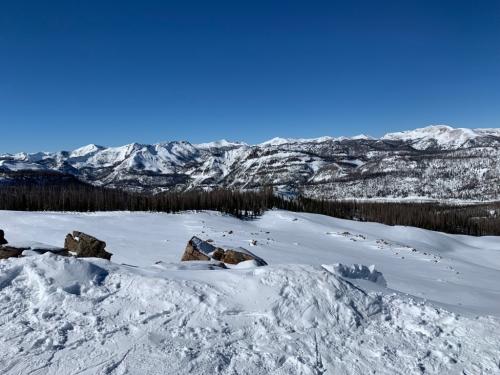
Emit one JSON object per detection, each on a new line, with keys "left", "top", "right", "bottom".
{"left": 1, "top": 210, "right": 499, "bottom": 374}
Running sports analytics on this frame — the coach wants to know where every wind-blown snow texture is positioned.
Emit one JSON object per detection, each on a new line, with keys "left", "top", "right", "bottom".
{"left": 2, "top": 125, "right": 500, "bottom": 200}
{"left": 1, "top": 210, "right": 499, "bottom": 374}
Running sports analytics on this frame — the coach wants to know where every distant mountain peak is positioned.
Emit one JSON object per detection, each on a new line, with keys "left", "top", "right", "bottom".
{"left": 70, "top": 144, "right": 105, "bottom": 158}
{"left": 2, "top": 125, "right": 500, "bottom": 200}
{"left": 195, "top": 139, "right": 247, "bottom": 149}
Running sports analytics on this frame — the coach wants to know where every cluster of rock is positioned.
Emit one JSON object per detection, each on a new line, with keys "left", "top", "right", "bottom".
{"left": 64, "top": 231, "right": 112, "bottom": 260}
{"left": 2, "top": 229, "right": 264, "bottom": 268}
{"left": 0, "top": 229, "right": 112, "bottom": 261}
{"left": 181, "top": 236, "right": 267, "bottom": 266}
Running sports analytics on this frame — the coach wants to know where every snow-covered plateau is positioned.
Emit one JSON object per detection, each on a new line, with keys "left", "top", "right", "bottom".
{"left": 1, "top": 210, "right": 499, "bottom": 374}
{"left": 2, "top": 125, "right": 500, "bottom": 200}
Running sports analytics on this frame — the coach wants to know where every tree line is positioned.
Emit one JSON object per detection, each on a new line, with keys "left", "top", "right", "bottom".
{"left": 271, "top": 196, "right": 500, "bottom": 236}
{"left": 0, "top": 181, "right": 498, "bottom": 236}
{"left": 0, "top": 182, "right": 270, "bottom": 218}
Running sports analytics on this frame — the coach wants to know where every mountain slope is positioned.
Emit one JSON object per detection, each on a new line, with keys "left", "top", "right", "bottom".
{"left": 1, "top": 125, "right": 500, "bottom": 200}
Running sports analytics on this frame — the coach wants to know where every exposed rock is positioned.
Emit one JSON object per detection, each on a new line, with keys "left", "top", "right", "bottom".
{"left": 0, "top": 246, "right": 24, "bottom": 260}
{"left": 222, "top": 249, "right": 254, "bottom": 264}
{"left": 181, "top": 236, "right": 212, "bottom": 261}
{"left": 0, "top": 229, "right": 7, "bottom": 245}
{"left": 212, "top": 248, "right": 225, "bottom": 261}
{"left": 64, "top": 234, "right": 79, "bottom": 253}
{"left": 181, "top": 236, "right": 267, "bottom": 266}
{"left": 64, "top": 231, "right": 112, "bottom": 260}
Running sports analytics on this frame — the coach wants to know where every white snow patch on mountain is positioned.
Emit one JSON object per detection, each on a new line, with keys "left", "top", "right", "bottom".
{"left": 69, "top": 144, "right": 104, "bottom": 158}
{"left": 382, "top": 124, "right": 500, "bottom": 149}
{"left": 195, "top": 139, "right": 248, "bottom": 149}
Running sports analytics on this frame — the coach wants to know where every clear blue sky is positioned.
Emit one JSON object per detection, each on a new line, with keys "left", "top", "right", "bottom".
{"left": 1, "top": 0, "right": 499, "bottom": 152}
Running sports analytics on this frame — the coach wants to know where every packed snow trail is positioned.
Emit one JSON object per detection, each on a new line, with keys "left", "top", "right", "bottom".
{"left": 0, "top": 254, "right": 499, "bottom": 375}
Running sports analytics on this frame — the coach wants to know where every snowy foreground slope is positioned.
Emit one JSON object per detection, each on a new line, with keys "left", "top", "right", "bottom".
{"left": 1, "top": 210, "right": 499, "bottom": 374}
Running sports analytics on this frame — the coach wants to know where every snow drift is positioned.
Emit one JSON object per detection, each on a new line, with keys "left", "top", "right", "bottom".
{"left": 1, "top": 210, "right": 500, "bottom": 374}
{"left": 0, "top": 253, "right": 499, "bottom": 374}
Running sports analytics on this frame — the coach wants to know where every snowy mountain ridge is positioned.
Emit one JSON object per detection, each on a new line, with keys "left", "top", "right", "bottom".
{"left": 1, "top": 125, "right": 500, "bottom": 200}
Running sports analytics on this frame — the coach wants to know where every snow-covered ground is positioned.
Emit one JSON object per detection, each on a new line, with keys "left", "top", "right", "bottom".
{"left": 1, "top": 210, "right": 499, "bottom": 374}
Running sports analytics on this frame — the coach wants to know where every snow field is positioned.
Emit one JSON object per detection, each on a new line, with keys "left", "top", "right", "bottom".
{"left": 0, "top": 210, "right": 499, "bottom": 374}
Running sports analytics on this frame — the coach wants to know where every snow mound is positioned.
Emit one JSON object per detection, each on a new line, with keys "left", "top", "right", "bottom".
{"left": 0, "top": 253, "right": 108, "bottom": 296}
{"left": 152, "top": 260, "right": 227, "bottom": 271}
{"left": 323, "top": 263, "right": 387, "bottom": 286}
{"left": 1, "top": 255, "right": 499, "bottom": 374}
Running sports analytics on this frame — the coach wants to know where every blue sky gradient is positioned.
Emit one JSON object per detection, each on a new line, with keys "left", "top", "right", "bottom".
{"left": 1, "top": 0, "right": 499, "bottom": 152}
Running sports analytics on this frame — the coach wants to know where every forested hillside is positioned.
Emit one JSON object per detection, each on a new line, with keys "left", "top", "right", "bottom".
{"left": 1, "top": 178, "right": 498, "bottom": 236}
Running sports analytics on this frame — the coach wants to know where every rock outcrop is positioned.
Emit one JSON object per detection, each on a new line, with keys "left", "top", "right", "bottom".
{"left": 221, "top": 249, "right": 254, "bottom": 264}
{"left": 0, "top": 246, "right": 23, "bottom": 260}
{"left": 64, "top": 231, "right": 112, "bottom": 260}
{"left": 181, "top": 236, "right": 267, "bottom": 266}
{"left": 181, "top": 236, "right": 213, "bottom": 261}
{"left": 0, "top": 229, "right": 111, "bottom": 261}
{"left": 0, "top": 230, "right": 20, "bottom": 259}
{"left": 0, "top": 229, "right": 7, "bottom": 245}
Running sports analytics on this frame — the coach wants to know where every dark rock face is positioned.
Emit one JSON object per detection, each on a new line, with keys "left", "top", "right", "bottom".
{"left": 181, "top": 236, "right": 267, "bottom": 266}
{"left": 64, "top": 231, "right": 112, "bottom": 260}
{"left": 0, "top": 230, "right": 7, "bottom": 245}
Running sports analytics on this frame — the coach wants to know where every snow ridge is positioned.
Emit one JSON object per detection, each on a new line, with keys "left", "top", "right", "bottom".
{"left": 1, "top": 125, "right": 500, "bottom": 200}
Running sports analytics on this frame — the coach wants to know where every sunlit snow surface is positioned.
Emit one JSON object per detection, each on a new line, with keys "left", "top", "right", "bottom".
{"left": 0, "top": 210, "right": 499, "bottom": 374}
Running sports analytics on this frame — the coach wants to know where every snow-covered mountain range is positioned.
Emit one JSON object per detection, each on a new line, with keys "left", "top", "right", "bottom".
{"left": 2, "top": 125, "right": 500, "bottom": 200}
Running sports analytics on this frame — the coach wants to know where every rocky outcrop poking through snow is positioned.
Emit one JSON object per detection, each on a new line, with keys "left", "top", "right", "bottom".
{"left": 0, "top": 230, "right": 70, "bottom": 259}
{"left": 0, "top": 246, "right": 23, "bottom": 260}
{"left": 64, "top": 231, "right": 112, "bottom": 260}
{"left": 0, "top": 230, "right": 110, "bottom": 261}
{"left": 0, "top": 230, "right": 7, "bottom": 245}
{"left": 221, "top": 249, "right": 256, "bottom": 265}
{"left": 181, "top": 236, "right": 213, "bottom": 261}
{"left": 181, "top": 236, "right": 267, "bottom": 266}
{"left": 0, "top": 230, "right": 22, "bottom": 260}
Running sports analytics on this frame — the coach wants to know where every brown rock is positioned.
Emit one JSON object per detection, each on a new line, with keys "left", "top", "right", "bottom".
{"left": 64, "top": 234, "right": 79, "bottom": 252}
{"left": 181, "top": 236, "right": 213, "bottom": 261}
{"left": 212, "top": 248, "right": 225, "bottom": 261}
{"left": 64, "top": 231, "right": 112, "bottom": 260}
{"left": 0, "top": 246, "right": 23, "bottom": 260}
{"left": 180, "top": 236, "right": 267, "bottom": 266}
{"left": 222, "top": 249, "right": 254, "bottom": 265}
{"left": 0, "top": 229, "right": 7, "bottom": 245}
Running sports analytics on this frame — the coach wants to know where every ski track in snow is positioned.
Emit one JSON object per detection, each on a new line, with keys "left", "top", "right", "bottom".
{"left": 0, "top": 210, "right": 499, "bottom": 374}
